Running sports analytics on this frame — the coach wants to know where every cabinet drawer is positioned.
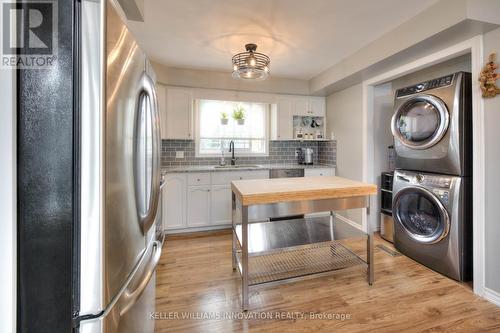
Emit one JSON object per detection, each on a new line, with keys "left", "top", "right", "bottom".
{"left": 212, "top": 170, "right": 269, "bottom": 185}
{"left": 188, "top": 172, "right": 211, "bottom": 185}
{"left": 304, "top": 168, "right": 335, "bottom": 177}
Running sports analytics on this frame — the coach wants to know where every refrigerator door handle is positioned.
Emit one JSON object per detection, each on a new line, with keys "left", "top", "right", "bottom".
{"left": 119, "top": 240, "right": 162, "bottom": 316}
{"left": 134, "top": 72, "right": 161, "bottom": 234}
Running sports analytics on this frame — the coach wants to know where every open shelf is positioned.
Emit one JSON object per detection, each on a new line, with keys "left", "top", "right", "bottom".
{"left": 235, "top": 241, "right": 365, "bottom": 286}
{"left": 233, "top": 216, "right": 367, "bottom": 286}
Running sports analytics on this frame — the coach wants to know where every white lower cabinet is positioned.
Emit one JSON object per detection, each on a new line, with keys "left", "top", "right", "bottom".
{"left": 187, "top": 185, "right": 211, "bottom": 227}
{"left": 163, "top": 174, "right": 187, "bottom": 230}
{"left": 211, "top": 185, "right": 232, "bottom": 225}
{"left": 164, "top": 170, "right": 269, "bottom": 232}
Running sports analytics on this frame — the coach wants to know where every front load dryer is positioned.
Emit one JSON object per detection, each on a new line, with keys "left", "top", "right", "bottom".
{"left": 391, "top": 72, "right": 472, "bottom": 176}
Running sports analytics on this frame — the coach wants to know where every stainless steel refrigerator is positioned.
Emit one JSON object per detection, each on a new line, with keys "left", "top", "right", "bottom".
{"left": 16, "top": 0, "right": 162, "bottom": 332}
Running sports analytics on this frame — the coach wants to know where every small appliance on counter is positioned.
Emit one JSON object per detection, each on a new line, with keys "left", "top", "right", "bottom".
{"left": 297, "top": 148, "right": 314, "bottom": 165}
{"left": 380, "top": 172, "right": 394, "bottom": 243}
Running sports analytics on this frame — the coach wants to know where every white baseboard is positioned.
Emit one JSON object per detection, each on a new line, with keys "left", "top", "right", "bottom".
{"left": 165, "top": 224, "right": 231, "bottom": 234}
{"left": 484, "top": 287, "right": 500, "bottom": 307}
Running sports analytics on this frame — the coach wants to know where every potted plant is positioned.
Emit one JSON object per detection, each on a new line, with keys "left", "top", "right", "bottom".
{"left": 220, "top": 111, "right": 229, "bottom": 125}
{"left": 232, "top": 104, "right": 246, "bottom": 125}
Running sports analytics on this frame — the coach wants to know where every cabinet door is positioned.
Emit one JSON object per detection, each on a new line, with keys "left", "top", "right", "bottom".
{"left": 309, "top": 97, "right": 326, "bottom": 116}
{"left": 163, "top": 174, "right": 187, "bottom": 230}
{"left": 211, "top": 185, "right": 232, "bottom": 225}
{"left": 273, "top": 98, "right": 293, "bottom": 140}
{"left": 187, "top": 186, "right": 211, "bottom": 227}
{"left": 292, "top": 97, "right": 309, "bottom": 116}
{"left": 165, "top": 88, "right": 192, "bottom": 139}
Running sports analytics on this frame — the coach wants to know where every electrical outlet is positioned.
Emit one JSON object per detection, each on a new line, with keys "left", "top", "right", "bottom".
{"left": 175, "top": 151, "right": 184, "bottom": 159}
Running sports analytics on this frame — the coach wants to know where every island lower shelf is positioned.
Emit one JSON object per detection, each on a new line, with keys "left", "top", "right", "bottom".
{"left": 233, "top": 217, "right": 367, "bottom": 286}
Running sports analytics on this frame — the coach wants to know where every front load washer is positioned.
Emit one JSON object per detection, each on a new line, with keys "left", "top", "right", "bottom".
{"left": 392, "top": 170, "right": 472, "bottom": 281}
{"left": 391, "top": 72, "right": 472, "bottom": 176}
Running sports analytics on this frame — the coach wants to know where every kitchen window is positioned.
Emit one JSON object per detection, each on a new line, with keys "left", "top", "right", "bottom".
{"left": 195, "top": 99, "right": 269, "bottom": 156}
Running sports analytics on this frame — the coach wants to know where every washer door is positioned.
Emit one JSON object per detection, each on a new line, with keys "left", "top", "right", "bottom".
{"left": 391, "top": 94, "right": 449, "bottom": 150}
{"left": 393, "top": 186, "right": 450, "bottom": 244}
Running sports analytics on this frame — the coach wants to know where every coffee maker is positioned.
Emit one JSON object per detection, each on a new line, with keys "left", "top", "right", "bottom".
{"left": 297, "top": 148, "right": 314, "bottom": 165}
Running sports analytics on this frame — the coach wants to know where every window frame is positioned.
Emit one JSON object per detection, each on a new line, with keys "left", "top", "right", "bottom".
{"left": 194, "top": 99, "right": 270, "bottom": 157}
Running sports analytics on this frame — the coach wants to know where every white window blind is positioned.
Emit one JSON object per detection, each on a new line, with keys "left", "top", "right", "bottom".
{"left": 196, "top": 99, "right": 268, "bottom": 156}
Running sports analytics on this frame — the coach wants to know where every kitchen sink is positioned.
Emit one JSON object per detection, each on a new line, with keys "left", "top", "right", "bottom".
{"left": 213, "top": 164, "right": 262, "bottom": 169}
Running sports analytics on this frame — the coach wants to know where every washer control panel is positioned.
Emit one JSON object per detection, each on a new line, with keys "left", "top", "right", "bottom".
{"left": 432, "top": 189, "right": 450, "bottom": 204}
{"left": 396, "top": 74, "right": 454, "bottom": 98}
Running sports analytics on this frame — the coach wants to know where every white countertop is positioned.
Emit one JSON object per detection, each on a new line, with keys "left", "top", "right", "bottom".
{"left": 162, "top": 163, "right": 335, "bottom": 174}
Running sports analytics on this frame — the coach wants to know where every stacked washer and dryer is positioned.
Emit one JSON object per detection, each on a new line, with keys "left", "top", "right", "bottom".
{"left": 391, "top": 72, "right": 473, "bottom": 281}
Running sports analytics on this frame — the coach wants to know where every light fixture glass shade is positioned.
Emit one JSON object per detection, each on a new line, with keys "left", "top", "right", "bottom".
{"left": 232, "top": 43, "right": 270, "bottom": 80}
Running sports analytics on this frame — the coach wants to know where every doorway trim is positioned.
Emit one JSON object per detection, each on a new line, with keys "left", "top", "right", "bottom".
{"left": 361, "top": 35, "right": 485, "bottom": 297}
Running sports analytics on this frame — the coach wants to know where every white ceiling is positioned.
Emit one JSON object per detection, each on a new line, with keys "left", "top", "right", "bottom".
{"left": 127, "top": 0, "right": 439, "bottom": 80}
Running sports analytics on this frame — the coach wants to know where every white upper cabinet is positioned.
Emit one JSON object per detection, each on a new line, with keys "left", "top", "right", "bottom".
{"left": 271, "top": 95, "right": 326, "bottom": 140}
{"left": 270, "top": 98, "right": 293, "bottom": 140}
{"left": 163, "top": 87, "right": 193, "bottom": 139}
{"left": 308, "top": 97, "right": 326, "bottom": 117}
{"left": 291, "top": 96, "right": 326, "bottom": 117}
{"left": 292, "top": 97, "right": 309, "bottom": 116}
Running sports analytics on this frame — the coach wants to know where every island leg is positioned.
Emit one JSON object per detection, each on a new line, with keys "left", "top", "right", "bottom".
{"left": 367, "top": 232, "right": 374, "bottom": 285}
{"left": 232, "top": 192, "right": 236, "bottom": 271}
{"left": 241, "top": 205, "right": 249, "bottom": 311}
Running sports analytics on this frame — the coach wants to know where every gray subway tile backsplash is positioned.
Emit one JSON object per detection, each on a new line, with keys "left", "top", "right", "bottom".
{"left": 161, "top": 140, "right": 336, "bottom": 167}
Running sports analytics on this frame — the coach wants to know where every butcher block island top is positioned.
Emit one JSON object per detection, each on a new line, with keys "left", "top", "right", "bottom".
{"left": 231, "top": 176, "right": 377, "bottom": 206}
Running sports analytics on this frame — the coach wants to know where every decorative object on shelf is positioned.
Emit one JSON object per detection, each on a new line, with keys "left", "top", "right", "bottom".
{"left": 302, "top": 116, "right": 312, "bottom": 127}
{"left": 295, "top": 128, "right": 304, "bottom": 139}
{"left": 479, "top": 52, "right": 500, "bottom": 98}
{"left": 220, "top": 111, "right": 229, "bottom": 125}
{"left": 293, "top": 115, "right": 325, "bottom": 140}
{"left": 232, "top": 104, "right": 246, "bottom": 125}
{"left": 232, "top": 43, "right": 270, "bottom": 80}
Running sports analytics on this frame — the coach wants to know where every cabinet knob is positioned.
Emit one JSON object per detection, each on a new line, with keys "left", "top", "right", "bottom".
{"left": 197, "top": 178, "right": 200, "bottom": 181}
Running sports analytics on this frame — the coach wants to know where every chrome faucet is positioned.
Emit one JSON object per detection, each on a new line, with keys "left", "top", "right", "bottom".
{"left": 229, "top": 140, "right": 238, "bottom": 166}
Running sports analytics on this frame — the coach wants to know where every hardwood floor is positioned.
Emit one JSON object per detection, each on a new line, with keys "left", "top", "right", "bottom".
{"left": 155, "top": 230, "right": 500, "bottom": 333}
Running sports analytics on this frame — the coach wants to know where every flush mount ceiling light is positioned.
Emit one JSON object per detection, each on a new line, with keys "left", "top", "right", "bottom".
{"left": 232, "top": 43, "right": 270, "bottom": 81}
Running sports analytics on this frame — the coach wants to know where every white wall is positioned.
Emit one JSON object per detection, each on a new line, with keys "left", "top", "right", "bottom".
{"left": 326, "top": 83, "right": 364, "bottom": 225}
{"left": 0, "top": 68, "right": 16, "bottom": 332}
{"left": 152, "top": 62, "right": 311, "bottom": 96}
{"left": 482, "top": 26, "right": 500, "bottom": 298}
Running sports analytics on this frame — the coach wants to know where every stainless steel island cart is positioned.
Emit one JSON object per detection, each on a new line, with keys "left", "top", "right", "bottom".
{"left": 231, "top": 176, "right": 377, "bottom": 310}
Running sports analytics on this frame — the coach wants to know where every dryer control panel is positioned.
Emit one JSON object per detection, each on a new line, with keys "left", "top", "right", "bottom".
{"left": 396, "top": 74, "right": 454, "bottom": 98}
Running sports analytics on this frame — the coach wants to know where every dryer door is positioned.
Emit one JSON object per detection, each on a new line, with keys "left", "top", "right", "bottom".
{"left": 391, "top": 95, "right": 449, "bottom": 150}
{"left": 393, "top": 186, "right": 450, "bottom": 244}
